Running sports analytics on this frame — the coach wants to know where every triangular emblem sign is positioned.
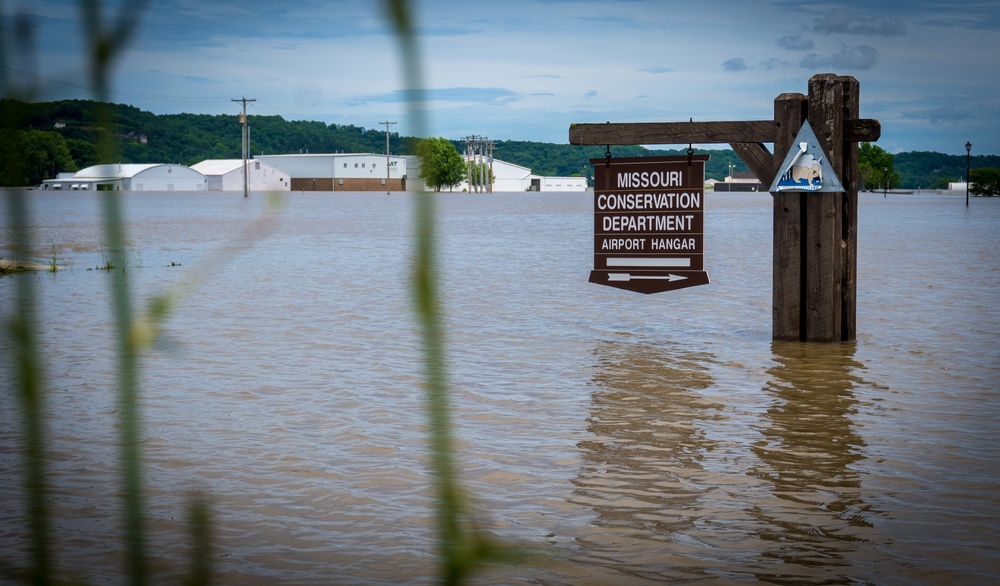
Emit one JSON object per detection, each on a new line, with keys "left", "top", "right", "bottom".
{"left": 769, "top": 120, "right": 845, "bottom": 193}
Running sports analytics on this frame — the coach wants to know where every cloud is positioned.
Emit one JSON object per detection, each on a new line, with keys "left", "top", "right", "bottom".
{"left": 722, "top": 58, "right": 748, "bottom": 72}
{"left": 639, "top": 66, "right": 674, "bottom": 74}
{"left": 901, "top": 105, "right": 974, "bottom": 124}
{"left": 759, "top": 58, "right": 787, "bottom": 70}
{"left": 721, "top": 57, "right": 787, "bottom": 72}
{"left": 347, "top": 87, "right": 520, "bottom": 106}
{"left": 584, "top": 90, "right": 598, "bottom": 98}
{"left": 799, "top": 45, "right": 879, "bottom": 70}
{"left": 776, "top": 35, "right": 814, "bottom": 51}
{"left": 181, "top": 75, "right": 216, "bottom": 84}
{"left": 811, "top": 9, "right": 907, "bottom": 36}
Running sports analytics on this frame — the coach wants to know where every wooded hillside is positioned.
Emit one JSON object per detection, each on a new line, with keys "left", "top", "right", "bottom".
{"left": 3, "top": 98, "right": 996, "bottom": 189}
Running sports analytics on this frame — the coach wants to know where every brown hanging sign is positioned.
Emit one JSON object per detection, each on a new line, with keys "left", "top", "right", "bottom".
{"left": 589, "top": 154, "right": 711, "bottom": 294}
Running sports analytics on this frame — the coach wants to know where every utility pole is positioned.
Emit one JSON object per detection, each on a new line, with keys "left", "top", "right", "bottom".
{"left": 379, "top": 121, "right": 397, "bottom": 194}
{"left": 232, "top": 97, "right": 255, "bottom": 197}
{"left": 463, "top": 135, "right": 491, "bottom": 193}
{"left": 476, "top": 136, "right": 486, "bottom": 192}
{"left": 473, "top": 136, "right": 478, "bottom": 192}
{"left": 464, "top": 135, "right": 473, "bottom": 192}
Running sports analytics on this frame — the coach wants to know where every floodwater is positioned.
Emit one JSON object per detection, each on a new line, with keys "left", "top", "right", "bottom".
{"left": 1, "top": 190, "right": 998, "bottom": 584}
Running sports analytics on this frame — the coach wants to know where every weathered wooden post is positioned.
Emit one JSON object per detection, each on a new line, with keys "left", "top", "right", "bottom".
{"left": 772, "top": 74, "right": 861, "bottom": 342}
{"left": 569, "top": 73, "right": 879, "bottom": 343}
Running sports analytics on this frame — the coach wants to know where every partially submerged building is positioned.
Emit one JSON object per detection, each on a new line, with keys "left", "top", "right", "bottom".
{"left": 254, "top": 153, "right": 407, "bottom": 192}
{"left": 418, "top": 155, "right": 588, "bottom": 193}
{"left": 714, "top": 171, "right": 763, "bottom": 192}
{"left": 460, "top": 156, "right": 588, "bottom": 192}
{"left": 38, "top": 153, "right": 588, "bottom": 193}
{"left": 41, "top": 163, "right": 207, "bottom": 191}
{"left": 190, "top": 159, "right": 290, "bottom": 191}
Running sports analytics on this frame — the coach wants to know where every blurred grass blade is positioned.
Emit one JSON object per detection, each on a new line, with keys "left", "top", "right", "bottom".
{"left": 80, "top": 1, "right": 153, "bottom": 582}
{"left": 382, "top": 1, "right": 528, "bottom": 583}
{"left": 183, "top": 494, "right": 213, "bottom": 586}
{"left": 1, "top": 12, "right": 53, "bottom": 584}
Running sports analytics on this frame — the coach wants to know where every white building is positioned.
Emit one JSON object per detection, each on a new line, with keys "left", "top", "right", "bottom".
{"left": 191, "top": 159, "right": 290, "bottom": 191}
{"left": 715, "top": 171, "right": 763, "bottom": 192}
{"left": 255, "top": 153, "right": 407, "bottom": 191}
{"left": 226, "top": 151, "right": 586, "bottom": 192}
{"left": 41, "top": 163, "right": 206, "bottom": 191}
{"left": 458, "top": 155, "right": 588, "bottom": 192}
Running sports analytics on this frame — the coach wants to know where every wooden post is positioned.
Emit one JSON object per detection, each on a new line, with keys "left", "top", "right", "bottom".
{"left": 805, "top": 76, "right": 844, "bottom": 343}
{"left": 840, "top": 78, "right": 860, "bottom": 342}
{"left": 771, "top": 74, "right": 859, "bottom": 342}
{"left": 772, "top": 93, "right": 808, "bottom": 341}
{"left": 568, "top": 73, "right": 877, "bottom": 343}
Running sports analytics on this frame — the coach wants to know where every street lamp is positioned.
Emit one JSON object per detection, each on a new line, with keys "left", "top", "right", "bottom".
{"left": 883, "top": 166, "right": 888, "bottom": 198}
{"left": 966, "top": 141, "right": 972, "bottom": 207}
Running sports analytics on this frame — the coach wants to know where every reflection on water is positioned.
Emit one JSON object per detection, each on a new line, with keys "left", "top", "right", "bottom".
{"left": 570, "top": 338, "right": 894, "bottom": 584}
{"left": 749, "top": 341, "right": 881, "bottom": 584}
{"left": 572, "top": 340, "right": 724, "bottom": 581}
{"left": 2, "top": 192, "right": 999, "bottom": 584}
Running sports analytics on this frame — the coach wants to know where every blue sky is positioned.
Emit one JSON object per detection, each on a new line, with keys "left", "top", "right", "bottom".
{"left": 4, "top": 0, "right": 999, "bottom": 155}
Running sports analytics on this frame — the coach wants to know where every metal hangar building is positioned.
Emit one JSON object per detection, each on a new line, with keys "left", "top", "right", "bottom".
{"left": 41, "top": 163, "right": 207, "bottom": 191}
{"left": 191, "top": 159, "right": 291, "bottom": 191}
{"left": 254, "top": 153, "right": 407, "bottom": 192}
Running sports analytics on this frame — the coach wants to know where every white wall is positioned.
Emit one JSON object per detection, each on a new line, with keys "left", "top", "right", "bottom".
{"left": 539, "top": 176, "right": 588, "bottom": 192}
{"left": 256, "top": 154, "right": 406, "bottom": 180}
{"left": 128, "top": 165, "right": 206, "bottom": 191}
{"left": 221, "top": 161, "right": 290, "bottom": 191}
{"left": 255, "top": 154, "right": 335, "bottom": 178}
{"left": 333, "top": 154, "right": 406, "bottom": 180}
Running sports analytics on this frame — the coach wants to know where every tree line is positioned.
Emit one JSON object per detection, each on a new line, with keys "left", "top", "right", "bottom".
{"left": 2, "top": 98, "right": 998, "bottom": 193}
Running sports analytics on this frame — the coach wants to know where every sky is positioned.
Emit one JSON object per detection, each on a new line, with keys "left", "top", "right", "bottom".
{"left": 3, "top": 0, "right": 999, "bottom": 156}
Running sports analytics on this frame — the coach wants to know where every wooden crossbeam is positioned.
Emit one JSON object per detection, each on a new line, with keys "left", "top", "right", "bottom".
{"left": 729, "top": 142, "right": 775, "bottom": 188}
{"left": 568, "top": 119, "right": 880, "bottom": 146}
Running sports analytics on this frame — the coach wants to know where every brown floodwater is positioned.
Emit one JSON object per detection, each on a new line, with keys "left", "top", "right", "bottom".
{"left": 1, "top": 190, "right": 998, "bottom": 584}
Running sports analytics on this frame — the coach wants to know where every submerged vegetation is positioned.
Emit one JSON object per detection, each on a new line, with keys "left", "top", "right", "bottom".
{"left": 0, "top": 257, "right": 41, "bottom": 275}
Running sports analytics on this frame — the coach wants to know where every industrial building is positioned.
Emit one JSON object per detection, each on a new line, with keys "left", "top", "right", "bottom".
{"left": 41, "top": 163, "right": 207, "bottom": 191}
{"left": 254, "top": 153, "right": 407, "bottom": 192}
{"left": 190, "top": 159, "right": 291, "bottom": 191}
{"left": 37, "top": 153, "right": 588, "bottom": 193}
{"left": 457, "top": 155, "right": 588, "bottom": 192}
{"left": 256, "top": 152, "right": 586, "bottom": 192}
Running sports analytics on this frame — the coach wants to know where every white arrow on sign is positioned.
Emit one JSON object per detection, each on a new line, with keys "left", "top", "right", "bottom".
{"left": 607, "top": 273, "right": 689, "bottom": 282}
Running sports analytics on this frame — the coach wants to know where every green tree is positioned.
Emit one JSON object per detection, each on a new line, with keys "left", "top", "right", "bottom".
{"left": 0, "top": 128, "right": 77, "bottom": 186}
{"left": 418, "top": 137, "right": 465, "bottom": 191}
{"left": 67, "top": 138, "right": 99, "bottom": 169}
{"left": 970, "top": 168, "right": 1000, "bottom": 196}
{"left": 931, "top": 177, "right": 955, "bottom": 190}
{"left": 859, "top": 142, "right": 898, "bottom": 192}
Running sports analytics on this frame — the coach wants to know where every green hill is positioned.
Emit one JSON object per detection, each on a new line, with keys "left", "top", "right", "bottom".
{"left": 2, "top": 98, "right": 996, "bottom": 189}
